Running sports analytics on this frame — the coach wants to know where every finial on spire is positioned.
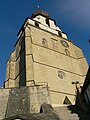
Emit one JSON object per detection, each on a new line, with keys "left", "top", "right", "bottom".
{"left": 36, "top": 0, "right": 41, "bottom": 10}
{"left": 37, "top": 4, "right": 40, "bottom": 9}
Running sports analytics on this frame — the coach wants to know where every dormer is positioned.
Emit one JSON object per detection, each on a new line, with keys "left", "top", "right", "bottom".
{"left": 17, "top": 10, "right": 67, "bottom": 39}
{"left": 30, "top": 10, "right": 67, "bottom": 39}
{"left": 31, "top": 10, "right": 58, "bottom": 29}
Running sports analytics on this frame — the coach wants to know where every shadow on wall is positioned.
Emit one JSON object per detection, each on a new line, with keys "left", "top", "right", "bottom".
{"left": 19, "top": 35, "right": 26, "bottom": 86}
{"left": 5, "top": 87, "right": 30, "bottom": 118}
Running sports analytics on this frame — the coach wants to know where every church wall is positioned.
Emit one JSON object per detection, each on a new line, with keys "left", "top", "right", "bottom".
{"left": 26, "top": 55, "right": 34, "bottom": 86}
{"left": 15, "top": 75, "right": 19, "bottom": 87}
{"left": 50, "top": 91, "right": 75, "bottom": 107}
{"left": 10, "top": 50, "right": 16, "bottom": 61}
{"left": 6, "top": 60, "right": 10, "bottom": 82}
{"left": 4, "top": 81, "right": 9, "bottom": 88}
{"left": 22, "top": 25, "right": 88, "bottom": 105}
{"left": 15, "top": 56, "right": 20, "bottom": 80}
{"left": 5, "top": 50, "right": 16, "bottom": 88}
{"left": 33, "top": 62, "right": 85, "bottom": 105}
{"left": 25, "top": 26, "right": 32, "bottom": 55}
{"left": 8, "top": 79, "right": 15, "bottom": 88}
{"left": 73, "top": 45, "right": 88, "bottom": 75}
{"left": 30, "top": 26, "right": 81, "bottom": 59}
{"left": 7, "top": 60, "right": 16, "bottom": 88}
{"left": 25, "top": 27, "right": 34, "bottom": 86}
{"left": 73, "top": 45, "right": 84, "bottom": 58}
{"left": 32, "top": 44, "right": 83, "bottom": 75}
{"left": 29, "top": 25, "right": 88, "bottom": 76}
{"left": 15, "top": 33, "right": 26, "bottom": 87}
{"left": 78, "top": 58, "right": 88, "bottom": 75}
{"left": 9, "top": 60, "right": 16, "bottom": 80}
{"left": 5, "top": 23, "right": 88, "bottom": 90}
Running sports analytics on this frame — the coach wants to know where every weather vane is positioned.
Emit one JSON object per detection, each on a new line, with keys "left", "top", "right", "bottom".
{"left": 36, "top": 0, "right": 40, "bottom": 10}
{"left": 37, "top": 4, "right": 40, "bottom": 9}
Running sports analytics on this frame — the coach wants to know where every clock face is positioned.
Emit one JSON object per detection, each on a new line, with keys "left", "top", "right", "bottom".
{"left": 60, "top": 40, "right": 69, "bottom": 48}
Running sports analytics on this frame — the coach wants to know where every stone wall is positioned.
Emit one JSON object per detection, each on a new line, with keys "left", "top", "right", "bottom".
{"left": 0, "top": 89, "right": 9, "bottom": 120}
{"left": 25, "top": 25, "right": 88, "bottom": 105}
{"left": 0, "top": 86, "right": 50, "bottom": 120}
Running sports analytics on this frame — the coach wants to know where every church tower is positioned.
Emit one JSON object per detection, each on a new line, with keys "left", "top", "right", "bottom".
{"left": 4, "top": 10, "right": 88, "bottom": 106}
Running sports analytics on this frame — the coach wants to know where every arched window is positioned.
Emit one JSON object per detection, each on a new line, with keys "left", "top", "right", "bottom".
{"left": 58, "top": 31, "right": 62, "bottom": 37}
{"left": 42, "top": 38, "right": 48, "bottom": 48}
{"left": 35, "top": 22, "right": 39, "bottom": 27}
{"left": 60, "top": 40, "right": 69, "bottom": 48}
{"left": 65, "top": 49, "right": 70, "bottom": 56}
{"left": 46, "top": 18, "right": 50, "bottom": 26}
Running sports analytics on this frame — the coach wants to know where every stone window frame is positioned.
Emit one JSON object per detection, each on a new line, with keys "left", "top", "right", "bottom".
{"left": 65, "top": 49, "right": 70, "bottom": 56}
{"left": 58, "top": 31, "right": 62, "bottom": 37}
{"left": 35, "top": 22, "right": 39, "bottom": 28}
{"left": 60, "top": 40, "right": 69, "bottom": 48}
{"left": 42, "top": 38, "right": 48, "bottom": 48}
{"left": 46, "top": 18, "right": 50, "bottom": 26}
{"left": 57, "top": 70, "right": 67, "bottom": 80}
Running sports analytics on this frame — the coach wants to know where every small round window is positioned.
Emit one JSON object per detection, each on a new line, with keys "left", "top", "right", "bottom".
{"left": 42, "top": 38, "right": 48, "bottom": 48}
{"left": 60, "top": 40, "right": 69, "bottom": 48}
{"left": 58, "top": 71, "right": 66, "bottom": 80}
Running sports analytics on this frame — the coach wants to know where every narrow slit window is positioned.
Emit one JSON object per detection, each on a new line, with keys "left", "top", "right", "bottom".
{"left": 35, "top": 22, "right": 39, "bottom": 27}
{"left": 58, "top": 31, "right": 62, "bottom": 37}
{"left": 46, "top": 18, "right": 50, "bottom": 26}
{"left": 65, "top": 49, "right": 70, "bottom": 56}
{"left": 42, "top": 38, "right": 48, "bottom": 48}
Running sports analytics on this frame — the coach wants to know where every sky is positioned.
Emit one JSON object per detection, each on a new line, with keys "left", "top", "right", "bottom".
{"left": 0, "top": 0, "right": 90, "bottom": 86}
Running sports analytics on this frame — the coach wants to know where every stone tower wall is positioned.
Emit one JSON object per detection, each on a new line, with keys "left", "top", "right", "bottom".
{"left": 5, "top": 16, "right": 88, "bottom": 106}
{"left": 24, "top": 24, "right": 88, "bottom": 106}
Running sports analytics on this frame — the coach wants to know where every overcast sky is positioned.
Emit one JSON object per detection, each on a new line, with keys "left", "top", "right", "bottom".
{"left": 0, "top": 0, "right": 90, "bottom": 86}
